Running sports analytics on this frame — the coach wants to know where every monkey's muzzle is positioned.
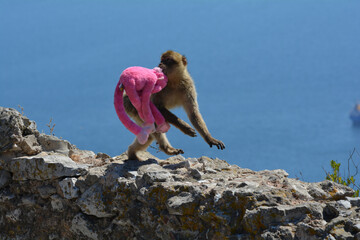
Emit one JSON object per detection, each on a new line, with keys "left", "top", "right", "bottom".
{"left": 158, "top": 63, "right": 167, "bottom": 75}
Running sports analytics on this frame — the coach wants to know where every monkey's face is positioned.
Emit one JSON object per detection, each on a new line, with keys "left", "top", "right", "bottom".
{"left": 159, "top": 50, "right": 187, "bottom": 77}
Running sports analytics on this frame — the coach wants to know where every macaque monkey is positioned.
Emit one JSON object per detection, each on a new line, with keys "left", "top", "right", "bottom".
{"left": 123, "top": 50, "right": 225, "bottom": 160}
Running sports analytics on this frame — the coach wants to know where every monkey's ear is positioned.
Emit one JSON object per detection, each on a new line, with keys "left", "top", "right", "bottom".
{"left": 182, "top": 56, "right": 187, "bottom": 66}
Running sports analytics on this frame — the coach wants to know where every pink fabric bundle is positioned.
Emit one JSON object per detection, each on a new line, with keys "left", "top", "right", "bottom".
{"left": 114, "top": 66, "right": 170, "bottom": 144}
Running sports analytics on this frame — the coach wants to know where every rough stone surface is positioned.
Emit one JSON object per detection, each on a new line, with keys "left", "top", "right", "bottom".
{"left": 0, "top": 107, "right": 39, "bottom": 154}
{"left": 38, "top": 133, "right": 73, "bottom": 155}
{"left": 0, "top": 170, "right": 11, "bottom": 189}
{"left": 2, "top": 153, "right": 89, "bottom": 180}
{"left": 1, "top": 107, "right": 360, "bottom": 239}
{"left": 58, "top": 177, "right": 80, "bottom": 199}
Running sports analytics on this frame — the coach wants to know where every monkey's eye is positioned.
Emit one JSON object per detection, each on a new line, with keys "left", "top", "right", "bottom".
{"left": 162, "top": 58, "right": 175, "bottom": 65}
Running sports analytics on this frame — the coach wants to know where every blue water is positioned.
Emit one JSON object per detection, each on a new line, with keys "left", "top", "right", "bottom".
{"left": 1, "top": 0, "right": 360, "bottom": 182}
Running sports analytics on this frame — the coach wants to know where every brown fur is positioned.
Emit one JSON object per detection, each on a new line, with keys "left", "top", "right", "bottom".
{"left": 124, "top": 50, "right": 225, "bottom": 160}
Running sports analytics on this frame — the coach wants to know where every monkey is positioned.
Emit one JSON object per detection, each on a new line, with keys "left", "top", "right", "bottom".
{"left": 123, "top": 50, "right": 225, "bottom": 160}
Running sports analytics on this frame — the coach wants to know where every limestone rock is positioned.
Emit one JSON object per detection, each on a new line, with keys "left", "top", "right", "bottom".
{"left": 38, "top": 133, "right": 73, "bottom": 155}
{"left": 1, "top": 107, "right": 360, "bottom": 239}
{"left": 166, "top": 192, "right": 196, "bottom": 215}
{"left": 71, "top": 213, "right": 99, "bottom": 240}
{"left": 0, "top": 170, "right": 11, "bottom": 189}
{"left": 58, "top": 177, "right": 80, "bottom": 199}
{"left": 18, "top": 134, "right": 41, "bottom": 155}
{"left": 4, "top": 153, "right": 88, "bottom": 180}
{"left": 0, "top": 107, "right": 39, "bottom": 153}
{"left": 76, "top": 183, "right": 115, "bottom": 218}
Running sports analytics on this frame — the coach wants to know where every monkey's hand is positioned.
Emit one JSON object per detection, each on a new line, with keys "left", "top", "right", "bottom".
{"left": 206, "top": 137, "right": 225, "bottom": 150}
{"left": 181, "top": 126, "right": 197, "bottom": 137}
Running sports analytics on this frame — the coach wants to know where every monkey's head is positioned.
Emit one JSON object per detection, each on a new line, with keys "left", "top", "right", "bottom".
{"left": 158, "top": 50, "right": 187, "bottom": 78}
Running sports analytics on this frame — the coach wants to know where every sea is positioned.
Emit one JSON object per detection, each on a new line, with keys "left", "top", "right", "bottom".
{"left": 1, "top": 0, "right": 360, "bottom": 182}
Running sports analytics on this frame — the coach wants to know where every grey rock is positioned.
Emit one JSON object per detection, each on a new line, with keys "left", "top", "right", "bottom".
{"left": 76, "top": 165, "right": 108, "bottom": 193}
{"left": 38, "top": 133, "right": 72, "bottom": 155}
{"left": 346, "top": 197, "right": 360, "bottom": 207}
{"left": 37, "top": 184, "right": 57, "bottom": 199}
{"left": 6, "top": 209, "right": 21, "bottom": 222}
{"left": 242, "top": 203, "right": 323, "bottom": 233}
{"left": 76, "top": 183, "right": 115, "bottom": 218}
{"left": 137, "top": 163, "right": 164, "bottom": 175}
{"left": 0, "top": 107, "right": 39, "bottom": 153}
{"left": 71, "top": 213, "right": 99, "bottom": 240}
{"left": 188, "top": 168, "right": 202, "bottom": 180}
{"left": 50, "top": 194, "right": 64, "bottom": 211}
{"left": 0, "top": 170, "right": 11, "bottom": 189}
{"left": 20, "top": 195, "right": 36, "bottom": 206}
{"left": 323, "top": 203, "right": 340, "bottom": 222}
{"left": 166, "top": 192, "right": 196, "bottom": 215}
{"left": 337, "top": 200, "right": 351, "bottom": 209}
{"left": 2, "top": 108, "right": 360, "bottom": 240}
{"left": 18, "top": 134, "right": 41, "bottom": 155}
{"left": 143, "top": 171, "right": 172, "bottom": 185}
{"left": 0, "top": 189, "right": 15, "bottom": 203}
{"left": 58, "top": 177, "right": 79, "bottom": 199}
{"left": 5, "top": 154, "right": 88, "bottom": 180}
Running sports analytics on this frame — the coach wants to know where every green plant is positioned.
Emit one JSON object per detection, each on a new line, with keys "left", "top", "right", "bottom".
{"left": 324, "top": 148, "right": 360, "bottom": 197}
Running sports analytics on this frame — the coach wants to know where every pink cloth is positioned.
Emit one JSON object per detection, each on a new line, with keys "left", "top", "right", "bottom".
{"left": 114, "top": 66, "right": 170, "bottom": 144}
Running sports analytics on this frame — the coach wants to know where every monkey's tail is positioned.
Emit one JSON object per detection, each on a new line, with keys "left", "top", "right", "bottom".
{"left": 114, "top": 81, "right": 142, "bottom": 136}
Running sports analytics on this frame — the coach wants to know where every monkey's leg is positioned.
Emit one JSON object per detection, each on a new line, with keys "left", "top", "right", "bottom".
{"left": 153, "top": 132, "right": 184, "bottom": 155}
{"left": 158, "top": 107, "right": 197, "bottom": 137}
{"left": 127, "top": 134, "right": 155, "bottom": 160}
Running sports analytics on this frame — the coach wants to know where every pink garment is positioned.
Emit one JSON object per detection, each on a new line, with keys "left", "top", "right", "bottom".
{"left": 114, "top": 66, "right": 170, "bottom": 144}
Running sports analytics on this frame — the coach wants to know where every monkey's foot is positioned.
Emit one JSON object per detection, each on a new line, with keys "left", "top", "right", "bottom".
{"left": 161, "top": 146, "right": 184, "bottom": 155}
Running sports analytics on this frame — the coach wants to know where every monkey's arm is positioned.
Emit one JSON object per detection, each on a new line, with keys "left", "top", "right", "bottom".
{"left": 184, "top": 93, "right": 225, "bottom": 150}
{"left": 158, "top": 107, "right": 197, "bottom": 137}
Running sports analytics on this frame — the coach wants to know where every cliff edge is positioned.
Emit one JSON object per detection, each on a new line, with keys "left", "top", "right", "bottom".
{"left": 0, "top": 107, "right": 359, "bottom": 240}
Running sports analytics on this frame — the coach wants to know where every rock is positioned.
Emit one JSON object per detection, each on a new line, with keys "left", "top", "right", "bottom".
{"left": 71, "top": 213, "right": 99, "bottom": 240}
{"left": 37, "top": 133, "right": 73, "bottom": 155}
{"left": 4, "top": 153, "right": 88, "bottom": 180}
{"left": 188, "top": 168, "right": 202, "bottom": 180}
{"left": 37, "top": 184, "right": 57, "bottom": 199}
{"left": 76, "top": 165, "right": 108, "bottom": 193}
{"left": 17, "top": 134, "right": 41, "bottom": 155}
{"left": 50, "top": 194, "right": 64, "bottom": 211}
{"left": 166, "top": 192, "right": 196, "bottom": 215}
{"left": 0, "top": 170, "right": 11, "bottom": 189}
{"left": 58, "top": 177, "right": 79, "bottom": 199}
{"left": 76, "top": 183, "right": 115, "bottom": 218}
{"left": 338, "top": 200, "right": 351, "bottom": 209}
{"left": 0, "top": 107, "right": 39, "bottom": 153}
{"left": 143, "top": 171, "right": 172, "bottom": 185}
{"left": 1, "top": 107, "right": 360, "bottom": 239}
{"left": 6, "top": 209, "right": 21, "bottom": 222}
{"left": 96, "top": 152, "right": 111, "bottom": 160}
{"left": 69, "top": 149, "right": 104, "bottom": 166}
{"left": 346, "top": 197, "right": 360, "bottom": 207}
{"left": 242, "top": 203, "right": 323, "bottom": 234}
{"left": 0, "top": 189, "right": 15, "bottom": 203}
{"left": 330, "top": 225, "right": 353, "bottom": 240}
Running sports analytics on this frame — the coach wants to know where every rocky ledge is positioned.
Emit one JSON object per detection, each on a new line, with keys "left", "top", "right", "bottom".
{"left": 0, "top": 106, "right": 359, "bottom": 240}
